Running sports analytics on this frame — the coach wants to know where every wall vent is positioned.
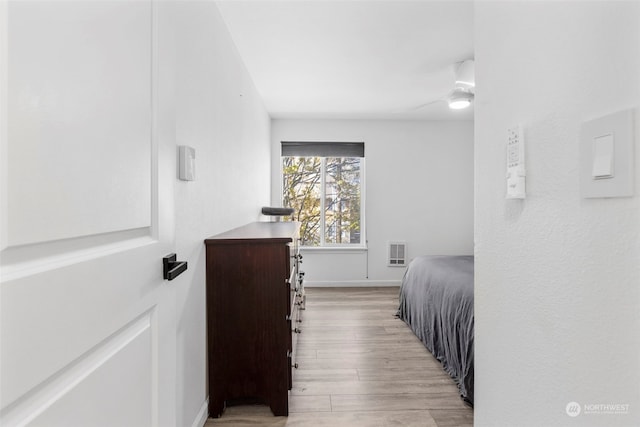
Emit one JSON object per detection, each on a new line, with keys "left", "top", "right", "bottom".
{"left": 388, "top": 242, "right": 407, "bottom": 267}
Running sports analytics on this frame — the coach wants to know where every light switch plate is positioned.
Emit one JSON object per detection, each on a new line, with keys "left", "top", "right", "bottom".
{"left": 580, "top": 109, "right": 634, "bottom": 198}
{"left": 591, "top": 134, "right": 614, "bottom": 179}
{"left": 179, "top": 145, "right": 195, "bottom": 181}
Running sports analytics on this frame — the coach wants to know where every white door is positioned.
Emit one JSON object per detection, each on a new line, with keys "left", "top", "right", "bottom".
{"left": 1, "top": 1, "right": 178, "bottom": 426}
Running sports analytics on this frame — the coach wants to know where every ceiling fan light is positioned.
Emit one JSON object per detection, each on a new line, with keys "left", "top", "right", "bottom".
{"left": 449, "top": 99, "right": 471, "bottom": 109}
{"left": 448, "top": 89, "right": 474, "bottom": 110}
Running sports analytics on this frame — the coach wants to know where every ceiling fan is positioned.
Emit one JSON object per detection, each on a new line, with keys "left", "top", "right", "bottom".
{"left": 413, "top": 59, "right": 475, "bottom": 110}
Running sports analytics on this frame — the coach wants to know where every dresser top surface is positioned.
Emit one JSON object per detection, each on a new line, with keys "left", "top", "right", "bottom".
{"left": 205, "top": 221, "right": 300, "bottom": 245}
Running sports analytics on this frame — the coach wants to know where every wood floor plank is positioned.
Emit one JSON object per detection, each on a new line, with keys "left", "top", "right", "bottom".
{"left": 302, "top": 325, "right": 389, "bottom": 335}
{"left": 289, "top": 395, "right": 332, "bottom": 413}
{"left": 301, "top": 343, "right": 433, "bottom": 355}
{"left": 294, "top": 356, "right": 441, "bottom": 370}
{"left": 206, "top": 409, "right": 440, "bottom": 427}
{"left": 429, "top": 409, "right": 474, "bottom": 427}
{"left": 330, "top": 393, "right": 469, "bottom": 412}
{"left": 356, "top": 367, "right": 451, "bottom": 381}
{"left": 291, "top": 379, "right": 459, "bottom": 396}
{"left": 315, "top": 347, "right": 433, "bottom": 359}
{"left": 206, "top": 287, "right": 473, "bottom": 427}
{"left": 352, "top": 333, "right": 423, "bottom": 343}
{"left": 292, "top": 369, "right": 359, "bottom": 382}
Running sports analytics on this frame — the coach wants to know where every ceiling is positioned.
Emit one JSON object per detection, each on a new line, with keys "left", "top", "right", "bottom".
{"left": 216, "top": 0, "right": 474, "bottom": 121}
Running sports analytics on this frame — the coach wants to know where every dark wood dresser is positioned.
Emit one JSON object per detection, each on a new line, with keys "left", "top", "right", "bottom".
{"left": 204, "top": 221, "right": 304, "bottom": 418}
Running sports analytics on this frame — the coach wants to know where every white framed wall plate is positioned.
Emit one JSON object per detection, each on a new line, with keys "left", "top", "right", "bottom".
{"left": 580, "top": 108, "right": 635, "bottom": 198}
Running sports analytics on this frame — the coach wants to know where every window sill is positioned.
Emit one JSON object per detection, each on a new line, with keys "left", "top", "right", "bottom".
{"left": 300, "top": 246, "right": 368, "bottom": 254}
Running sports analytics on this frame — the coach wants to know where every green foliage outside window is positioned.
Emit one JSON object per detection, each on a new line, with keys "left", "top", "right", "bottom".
{"left": 283, "top": 156, "right": 361, "bottom": 246}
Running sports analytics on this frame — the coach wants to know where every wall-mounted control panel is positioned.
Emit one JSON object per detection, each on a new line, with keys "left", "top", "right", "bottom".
{"left": 506, "top": 125, "right": 526, "bottom": 199}
{"left": 179, "top": 145, "right": 196, "bottom": 181}
{"left": 580, "top": 109, "right": 634, "bottom": 198}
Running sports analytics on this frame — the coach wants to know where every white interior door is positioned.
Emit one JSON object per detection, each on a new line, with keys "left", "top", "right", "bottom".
{"left": 1, "top": 1, "right": 177, "bottom": 426}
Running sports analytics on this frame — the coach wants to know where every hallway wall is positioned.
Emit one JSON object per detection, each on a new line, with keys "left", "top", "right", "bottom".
{"left": 171, "top": 3, "right": 271, "bottom": 426}
{"left": 474, "top": 2, "right": 640, "bottom": 426}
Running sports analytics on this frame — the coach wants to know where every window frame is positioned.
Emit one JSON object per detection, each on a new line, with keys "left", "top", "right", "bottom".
{"left": 280, "top": 154, "right": 366, "bottom": 250}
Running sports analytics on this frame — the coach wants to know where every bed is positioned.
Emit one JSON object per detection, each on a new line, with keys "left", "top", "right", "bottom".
{"left": 397, "top": 255, "right": 474, "bottom": 406}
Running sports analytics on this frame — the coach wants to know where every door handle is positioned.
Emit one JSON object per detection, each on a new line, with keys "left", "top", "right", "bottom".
{"left": 163, "top": 254, "right": 188, "bottom": 281}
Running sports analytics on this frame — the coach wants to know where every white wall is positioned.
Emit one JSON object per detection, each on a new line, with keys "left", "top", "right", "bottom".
{"left": 271, "top": 119, "right": 474, "bottom": 285}
{"left": 171, "top": 3, "right": 271, "bottom": 426}
{"left": 475, "top": 2, "right": 640, "bottom": 426}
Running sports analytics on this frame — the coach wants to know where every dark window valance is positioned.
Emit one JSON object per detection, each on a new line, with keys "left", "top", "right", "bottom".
{"left": 281, "top": 141, "right": 365, "bottom": 158}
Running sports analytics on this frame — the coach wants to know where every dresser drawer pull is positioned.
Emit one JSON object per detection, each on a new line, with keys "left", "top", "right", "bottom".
{"left": 292, "top": 363, "right": 299, "bottom": 369}
{"left": 293, "top": 328, "right": 302, "bottom": 333}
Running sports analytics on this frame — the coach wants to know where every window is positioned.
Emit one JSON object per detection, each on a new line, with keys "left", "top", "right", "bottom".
{"left": 281, "top": 142, "right": 364, "bottom": 247}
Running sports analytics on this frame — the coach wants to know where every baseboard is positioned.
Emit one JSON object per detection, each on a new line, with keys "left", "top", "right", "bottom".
{"left": 304, "top": 280, "right": 401, "bottom": 287}
{"left": 191, "top": 398, "right": 209, "bottom": 427}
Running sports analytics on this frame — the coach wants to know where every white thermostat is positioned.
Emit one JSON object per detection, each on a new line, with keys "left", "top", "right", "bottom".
{"left": 506, "top": 125, "right": 526, "bottom": 199}
{"left": 179, "top": 145, "right": 196, "bottom": 181}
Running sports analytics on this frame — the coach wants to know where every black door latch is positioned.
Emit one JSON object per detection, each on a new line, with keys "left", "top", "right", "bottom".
{"left": 163, "top": 253, "right": 188, "bottom": 281}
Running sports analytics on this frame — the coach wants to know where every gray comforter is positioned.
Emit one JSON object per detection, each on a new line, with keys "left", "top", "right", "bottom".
{"left": 397, "top": 255, "right": 474, "bottom": 405}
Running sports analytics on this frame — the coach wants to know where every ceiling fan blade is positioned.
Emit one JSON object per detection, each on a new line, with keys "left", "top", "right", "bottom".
{"left": 410, "top": 99, "right": 444, "bottom": 110}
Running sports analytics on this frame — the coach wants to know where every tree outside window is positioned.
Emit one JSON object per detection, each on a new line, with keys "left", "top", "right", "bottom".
{"left": 283, "top": 156, "right": 362, "bottom": 247}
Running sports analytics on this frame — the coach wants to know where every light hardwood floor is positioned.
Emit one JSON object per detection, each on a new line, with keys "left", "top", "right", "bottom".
{"left": 205, "top": 287, "right": 473, "bottom": 427}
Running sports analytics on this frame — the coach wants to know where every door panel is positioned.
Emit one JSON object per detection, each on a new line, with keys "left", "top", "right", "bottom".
{"left": 4, "top": 312, "right": 153, "bottom": 427}
{"left": 29, "top": 324, "right": 152, "bottom": 427}
{"left": 6, "top": 0, "right": 152, "bottom": 247}
{"left": 2, "top": 250, "right": 161, "bottom": 406}
{"left": 1, "top": 1, "right": 176, "bottom": 426}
